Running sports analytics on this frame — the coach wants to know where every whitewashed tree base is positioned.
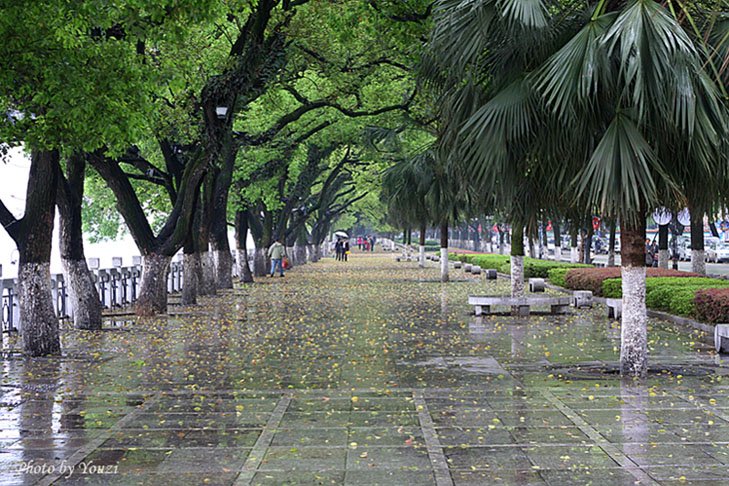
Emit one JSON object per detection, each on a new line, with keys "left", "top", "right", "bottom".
{"left": 692, "top": 250, "right": 706, "bottom": 275}
{"left": 19, "top": 262, "right": 61, "bottom": 356}
{"left": 620, "top": 265, "right": 648, "bottom": 377}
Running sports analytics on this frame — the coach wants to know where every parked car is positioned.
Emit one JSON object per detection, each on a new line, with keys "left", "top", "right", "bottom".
{"left": 715, "top": 242, "right": 729, "bottom": 263}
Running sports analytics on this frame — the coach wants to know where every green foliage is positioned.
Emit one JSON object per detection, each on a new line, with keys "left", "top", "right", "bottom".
{"left": 499, "top": 259, "right": 590, "bottom": 279}
{"left": 548, "top": 268, "right": 569, "bottom": 287}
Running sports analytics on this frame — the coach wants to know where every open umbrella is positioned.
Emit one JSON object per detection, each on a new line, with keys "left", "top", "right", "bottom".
{"left": 333, "top": 231, "right": 349, "bottom": 239}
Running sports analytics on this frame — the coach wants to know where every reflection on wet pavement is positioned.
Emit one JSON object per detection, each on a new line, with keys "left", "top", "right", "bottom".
{"left": 1, "top": 253, "right": 729, "bottom": 485}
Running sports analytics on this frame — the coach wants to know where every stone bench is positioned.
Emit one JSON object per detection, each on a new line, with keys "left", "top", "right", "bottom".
{"left": 454, "top": 261, "right": 462, "bottom": 269}
{"left": 529, "top": 278, "right": 545, "bottom": 292}
{"left": 606, "top": 298, "right": 622, "bottom": 319}
{"left": 468, "top": 295, "right": 571, "bottom": 317}
{"left": 464, "top": 263, "right": 472, "bottom": 273}
{"left": 471, "top": 265, "right": 482, "bottom": 275}
{"left": 485, "top": 269, "right": 497, "bottom": 280}
{"left": 715, "top": 325, "right": 729, "bottom": 353}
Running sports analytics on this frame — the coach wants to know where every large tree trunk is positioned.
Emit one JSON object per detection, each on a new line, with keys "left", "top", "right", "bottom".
{"left": 620, "top": 215, "right": 648, "bottom": 377}
{"left": 511, "top": 223, "right": 525, "bottom": 298}
{"left": 2, "top": 150, "right": 62, "bottom": 356}
{"left": 198, "top": 250, "right": 217, "bottom": 295}
{"left": 440, "top": 221, "right": 449, "bottom": 283}
{"left": 181, "top": 252, "right": 199, "bottom": 305}
{"left": 690, "top": 208, "right": 706, "bottom": 275}
{"left": 253, "top": 247, "right": 267, "bottom": 277}
{"left": 136, "top": 253, "right": 172, "bottom": 316}
{"left": 18, "top": 262, "right": 60, "bottom": 356}
{"left": 57, "top": 154, "right": 102, "bottom": 331}
{"left": 658, "top": 224, "right": 669, "bottom": 269}
{"left": 181, "top": 231, "right": 199, "bottom": 305}
{"left": 295, "top": 245, "right": 307, "bottom": 266}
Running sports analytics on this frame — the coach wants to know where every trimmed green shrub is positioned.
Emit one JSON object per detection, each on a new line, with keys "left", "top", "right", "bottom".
{"left": 548, "top": 268, "right": 569, "bottom": 288}
{"left": 470, "top": 254, "right": 511, "bottom": 270}
{"left": 500, "top": 259, "right": 590, "bottom": 279}
{"left": 695, "top": 288, "right": 729, "bottom": 323}
{"left": 603, "top": 277, "right": 729, "bottom": 299}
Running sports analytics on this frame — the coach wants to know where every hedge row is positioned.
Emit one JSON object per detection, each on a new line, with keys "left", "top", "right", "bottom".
{"left": 499, "top": 260, "right": 591, "bottom": 279}
{"left": 447, "top": 252, "right": 589, "bottom": 279}
{"left": 601, "top": 277, "right": 729, "bottom": 317}
{"left": 562, "top": 267, "right": 702, "bottom": 296}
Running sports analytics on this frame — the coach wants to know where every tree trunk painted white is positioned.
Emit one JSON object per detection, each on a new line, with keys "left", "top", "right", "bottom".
{"left": 692, "top": 250, "right": 706, "bottom": 274}
{"left": 197, "top": 251, "right": 217, "bottom": 296}
{"left": 315, "top": 244, "right": 322, "bottom": 261}
{"left": 285, "top": 246, "right": 295, "bottom": 267}
{"left": 213, "top": 250, "right": 233, "bottom": 289}
{"left": 440, "top": 248, "right": 449, "bottom": 282}
{"left": 181, "top": 253, "right": 199, "bottom": 305}
{"left": 620, "top": 265, "right": 648, "bottom": 377}
{"left": 419, "top": 245, "right": 425, "bottom": 268}
{"left": 253, "top": 247, "right": 267, "bottom": 276}
{"left": 237, "top": 249, "right": 254, "bottom": 283}
{"left": 608, "top": 249, "right": 616, "bottom": 267}
{"left": 570, "top": 247, "right": 579, "bottom": 263}
{"left": 295, "top": 245, "right": 307, "bottom": 266}
{"left": 554, "top": 248, "right": 562, "bottom": 263}
{"left": 658, "top": 249, "right": 669, "bottom": 269}
{"left": 307, "top": 245, "right": 316, "bottom": 262}
{"left": 510, "top": 255, "right": 524, "bottom": 298}
{"left": 136, "top": 253, "right": 171, "bottom": 316}
{"left": 18, "top": 262, "right": 61, "bottom": 356}
{"left": 61, "top": 258, "right": 102, "bottom": 330}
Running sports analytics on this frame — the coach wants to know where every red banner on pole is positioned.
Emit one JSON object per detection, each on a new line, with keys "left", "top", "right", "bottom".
{"left": 592, "top": 216, "right": 600, "bottom": 231}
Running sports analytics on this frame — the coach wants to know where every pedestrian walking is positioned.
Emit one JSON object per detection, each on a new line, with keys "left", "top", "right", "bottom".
{"left": 343, "top": 239, "right": 350, "bottom": 261}
{"left": 335, "top": 238, "right": 343, "bottom": 261}
{"left": 268, "top": 238, "right": 286, "bottom": 277}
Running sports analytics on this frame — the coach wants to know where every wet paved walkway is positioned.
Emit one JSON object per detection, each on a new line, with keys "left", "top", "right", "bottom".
{"left": 2, "top": 253, "right": 729, "bottom": 485}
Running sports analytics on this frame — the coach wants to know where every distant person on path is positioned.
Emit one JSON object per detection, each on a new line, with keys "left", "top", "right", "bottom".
{"left": 268, "top": 238, "right": 286, "bottom": 277}
{"left": 335, "top": 238, "right": 343, "bottom": 261}
{"left": 343, "top": 239, "right": 350, "bottom": 262}
{"left": 369, "top": 235, "right": 375, "bottom": 251}
{"left": 357, "top": 236, "right": 363, "bottom": 250}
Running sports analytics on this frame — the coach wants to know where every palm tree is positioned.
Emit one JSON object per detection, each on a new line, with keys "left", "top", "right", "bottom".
{"left": 382, "top": 155, "right": 434, "bottom": 268}
{"left": 425, "top": 0, "right": 728, "bottom": 376}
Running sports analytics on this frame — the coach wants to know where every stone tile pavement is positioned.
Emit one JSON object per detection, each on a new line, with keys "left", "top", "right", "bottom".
{"left": 2, "top": 253, "right": 729, "bottom": 485}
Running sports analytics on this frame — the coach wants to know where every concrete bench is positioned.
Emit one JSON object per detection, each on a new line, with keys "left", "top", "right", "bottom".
{"left": 464, "top": 263, "right": 472, "bottom": 273}
{"left": 572, "top": 290, "right": 593, "bottom": 308}
{"left": 715, "top": 325, "right": 729, "bottom": 353}
{"left": 485, "top": 269, "right": 497, "bottom": 280}
{"left": 454, "top": 261, "right": 462, "bottom": 269}
{"left": 471, "top": 265, "right": 482, "bottom": 275}
{"left": 529, "top": 278, "right": 545, "bottom": 292}
{"left": 468, "top": 295, "right": 571, "bottom": 317}
{"left": 606, "top": 298, "right": 622, "bottom": 319}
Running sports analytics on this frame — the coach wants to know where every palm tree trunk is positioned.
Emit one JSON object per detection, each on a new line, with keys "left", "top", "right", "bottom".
{"left": 552, "top": 220, "right": 561, "bottom": 262}
{"left": 658, "top": 224, "right": 669, "bottom": 268}
{"left": 511, "top": 223, "right": 525, "bottom": 298}
{"left": 620, "top": 216, "right": 648, "bottom": 377}
{"left": 570, "top": 223, "right": 579, "bottom": 263}
{"left": 419, "top": 222, "right": 426, "bottom": 268}
{"left": 690, "top": 207, "right": 706, "bottom": 274}
{"left": 608, "top": 218, "right": 617, "bottom": 267}
{"left": 440, "top": 221, "right": 449, "bottom": 282}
